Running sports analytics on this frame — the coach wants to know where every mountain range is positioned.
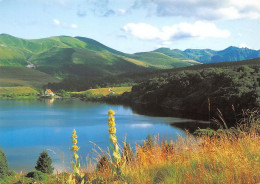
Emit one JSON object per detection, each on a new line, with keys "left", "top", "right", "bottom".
{"left": 155, "top": 47, "right": 260, "bottom": 63}
{"left": 0, "top": 34, "right": 259, "bottom": 88}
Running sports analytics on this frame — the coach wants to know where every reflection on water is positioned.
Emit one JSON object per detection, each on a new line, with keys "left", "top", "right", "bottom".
{"left": 118, "top": 103, "right": 208, "bottom": 121}
{"left": 46, "top": 98, "right": 55, "bottom": 105}
{"left": 0, "top": 99, "right": 208, "bottom": 172}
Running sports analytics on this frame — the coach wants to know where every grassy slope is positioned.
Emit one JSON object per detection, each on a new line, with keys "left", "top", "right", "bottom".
{"left": 72, "top": 86, "right": 132, "bottom": 96}
{"left": 0, "top": 66, "right": 60, "bottom": 88}
{"left": 0, "top": 34, "right": 194, "bottom": 79}
{"left": 0, "top": 86, "right": 39, "bottom": 95}
{"left": 129, "top": 52, "right": 192, "bottom": 69}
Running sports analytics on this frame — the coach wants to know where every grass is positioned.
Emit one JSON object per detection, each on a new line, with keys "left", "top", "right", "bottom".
{"left": 0, "top": 66, "right": 60, "bottom": 88}
{"left": 130, "top": 52, "right": 192, "bottom": 69}
{"left": 72, "top": 86, "right": 132, "bottom": 96}
{"left": 0, "top": 86, "right": 39, "bottom": 99}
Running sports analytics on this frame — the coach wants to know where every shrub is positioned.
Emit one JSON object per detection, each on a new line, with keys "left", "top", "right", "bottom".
{"left": 35, "top": 150, "right": 54, "bottom": 174}
{"left": 0, "top": 147, "right": 8, "bottom": 177}
{"left": 26, "top": 170, "right": 48, "bottom": 181}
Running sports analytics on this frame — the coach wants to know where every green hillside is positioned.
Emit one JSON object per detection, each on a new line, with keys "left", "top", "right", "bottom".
{"left": 46, "top": 57, "right": 260, "bottom": 91}
{"left": 130, "top": 52, "right": 193, "bottom": 69}
{"left": 0, "top": 66, "right": 60, "bottom": 88}
{"left": 0, "top": 34, "right": 195, "bottom": 80}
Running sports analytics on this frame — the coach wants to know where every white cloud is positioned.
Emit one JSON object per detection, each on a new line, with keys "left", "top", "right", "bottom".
{"left": 53, "top": 19, "right": 78, "bottom": 29}
{"left": 118, "top": 9, "right": 126, "bottom": 15}
{"left": 123, "top": 21, "right": 230, "bottom": 42}
{"left": 123, "top": 23, "right": 160, "bottom": 40}
{"left": 132, "top": 0, "right": 260, "bottom": 20}
{"left": 70, "top": 24, "right": 78, "bottom": 29}
{"left": 53, "top": 19, "right": 60, "bottom": 25}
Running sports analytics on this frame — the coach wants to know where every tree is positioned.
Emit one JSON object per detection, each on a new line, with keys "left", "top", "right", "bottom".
{"left": 0, "top": 147, "right": 8, "bottom": 177}
{"left": 35, "top": 150, "right": 54, "bottom": 174}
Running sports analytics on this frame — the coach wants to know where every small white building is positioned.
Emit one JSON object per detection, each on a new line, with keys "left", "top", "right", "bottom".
{"left": 44, "top": 89, "right": 55, "bottom": 96}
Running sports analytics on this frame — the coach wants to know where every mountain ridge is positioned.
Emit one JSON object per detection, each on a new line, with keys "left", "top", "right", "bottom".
{"left": 155, "top": 46, "right": 260, "bottom": 63}
{"left": 0, "top": 34, "right": 195, "bottom": 79}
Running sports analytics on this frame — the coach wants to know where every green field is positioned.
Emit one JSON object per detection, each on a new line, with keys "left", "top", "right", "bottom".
{"left": 72, "top": 86, "right": 132, "bottom": 96}
{"left": 0, "top": 86, "right": 39, "bottom": 98}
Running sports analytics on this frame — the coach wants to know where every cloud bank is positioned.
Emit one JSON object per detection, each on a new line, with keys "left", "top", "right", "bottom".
{"left": 123, "top": 21, "right": 230, "bottom": 43}
{"left": 132, "top": 0, "right": 260, "bottom": 20}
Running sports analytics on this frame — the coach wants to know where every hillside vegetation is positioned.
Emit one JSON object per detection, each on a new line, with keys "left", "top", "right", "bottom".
{"left": 0, "top": 34, "right": 194, "bottom": 79}
{"left": 119, "top": 63, "right": 260, "bottom": 125}
{"left": 1, "top": 34, "right": 260, "bottom": 89}
{"left": 46, "top": 57, "right": 260, "bottom": 92}
{"left": 0, "top": 66, "right": 60, "bottom": 88}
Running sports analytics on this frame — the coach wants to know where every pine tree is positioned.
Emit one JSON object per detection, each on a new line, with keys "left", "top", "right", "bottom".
{"left": 0, "top": 147, "right": 8, "bottom": 177}
{"left": 35, "top": 150, "right": 54, "bottom": 174}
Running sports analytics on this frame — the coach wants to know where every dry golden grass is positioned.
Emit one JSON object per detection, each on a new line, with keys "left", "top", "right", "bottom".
{"left": 60, "top": 121, "right": 259, "bottom": 184}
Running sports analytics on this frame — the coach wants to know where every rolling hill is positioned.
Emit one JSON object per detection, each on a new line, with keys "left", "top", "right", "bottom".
{"left": 0, "top": 34, "right": 195, "bottom": 80}
{"left": 1, "top": 34, "right": 259, "bottom": 91}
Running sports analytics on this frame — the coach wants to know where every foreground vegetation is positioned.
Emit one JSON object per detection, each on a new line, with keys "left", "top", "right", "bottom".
{"left": 0, "top": 109, "right": 259, "bottom": 184}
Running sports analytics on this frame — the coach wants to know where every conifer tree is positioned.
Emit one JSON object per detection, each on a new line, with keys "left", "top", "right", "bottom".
{"left": 35, "top": 150, "right": 54, "bottom": 174}
{"left": 0, "top": 147, "right": 8, "bottom": 177}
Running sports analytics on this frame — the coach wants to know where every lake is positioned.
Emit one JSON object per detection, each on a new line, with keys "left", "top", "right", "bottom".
{"left": 0, "top": 99, "right": 206, "bottom": 172}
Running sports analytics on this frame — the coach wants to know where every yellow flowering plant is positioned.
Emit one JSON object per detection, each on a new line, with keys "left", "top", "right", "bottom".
{"left": 71, "top": 129, "right": 80, "bottom": 174}
{"left": 66, "top": 129, "right": 85, "bottom": 184}
{"left": 107, "top": 109, "right": 126, "bottom": 178}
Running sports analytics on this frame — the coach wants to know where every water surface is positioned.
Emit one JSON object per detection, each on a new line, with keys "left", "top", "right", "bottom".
{"left": 0, "top": 99, "right": 202, "bottom": 172}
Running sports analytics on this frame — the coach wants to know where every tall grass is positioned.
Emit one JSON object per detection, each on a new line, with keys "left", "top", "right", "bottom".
{"left": 60, "top": 110, "right": 260, "bottom": 184}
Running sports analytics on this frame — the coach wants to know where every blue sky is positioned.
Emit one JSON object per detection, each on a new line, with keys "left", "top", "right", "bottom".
{"left": 0, "top": 0, "right": 259, "bottom": 53}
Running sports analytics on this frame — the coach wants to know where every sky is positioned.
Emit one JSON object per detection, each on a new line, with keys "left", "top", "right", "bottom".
{"left": 0, "top": 0, "right": 259, "bottom": 53}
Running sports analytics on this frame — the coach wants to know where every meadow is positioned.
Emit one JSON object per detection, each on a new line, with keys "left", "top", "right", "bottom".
{"left": 72, "top": 86, "right": 132, "bottom": 96}
{"left": 0, "top": 86, "right": 39, "bottom": 99}
{"left": 0, "top": 109, "right": 259, "bottom": 184}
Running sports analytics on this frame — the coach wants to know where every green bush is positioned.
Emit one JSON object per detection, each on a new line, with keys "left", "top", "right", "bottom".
{"left": 26, "top": 170, "right": 48, "bottom": 181}
{"left": 35, "top": 150, "right": 54, "bottom": 174}
{"left": 0, "top": 147, "right": 8, "bottom": 178}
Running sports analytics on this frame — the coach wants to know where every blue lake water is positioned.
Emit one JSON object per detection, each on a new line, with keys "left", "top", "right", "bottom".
{"left": 0, "top": 99, "right": 200, "bottom": 172}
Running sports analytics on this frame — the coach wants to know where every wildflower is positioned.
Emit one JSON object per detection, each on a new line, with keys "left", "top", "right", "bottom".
{"left": 108, "top": 120, "right": 116, "bottom": 127}
{"left": 72, "top": 129, "right": 76, "bottom": 134}
{"left": 71, "top": 145, "right": 80, "bottom": 151}
{"left": 108, "top": 127, "right": 116, "bottom": 134}
{"left": 72, "top": 134, "right": 77, "bottom": 139}
{"left": 108, "top": 109, "right": 115, "bottom": 116}
{"left": 107, "top": 109, "right": 124, "bottom": 177}
{"left": 108, "top": 116, "right": 115, "bottom": 122}
{"left": 72, "top": 139, "right": 77, "bottom": 145}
